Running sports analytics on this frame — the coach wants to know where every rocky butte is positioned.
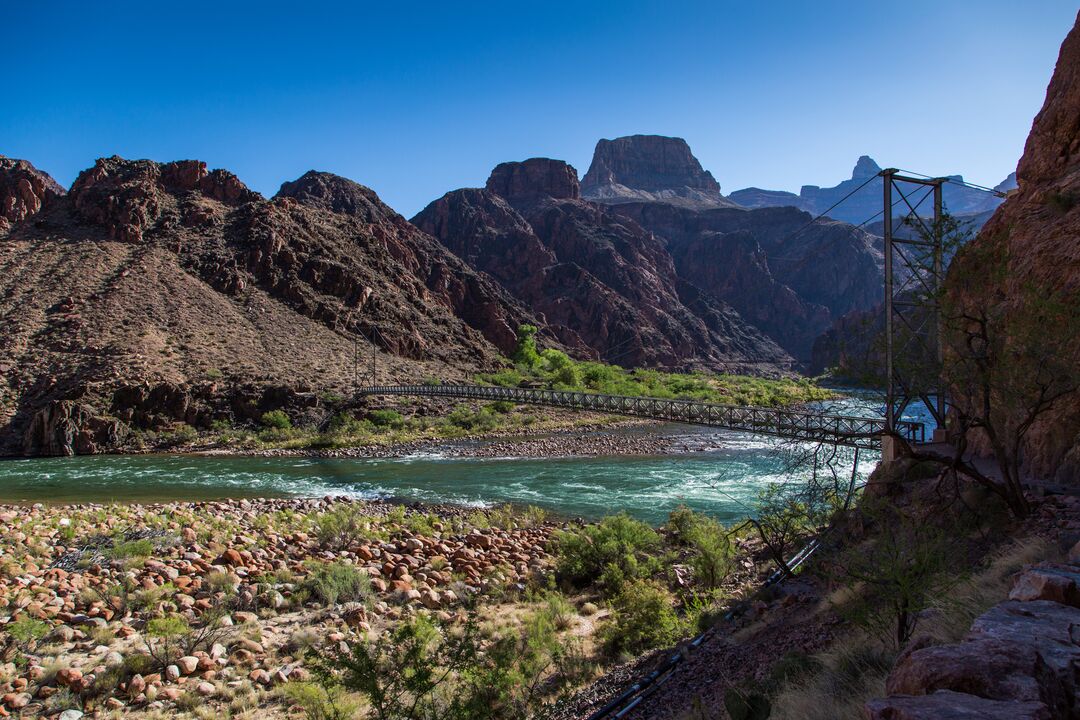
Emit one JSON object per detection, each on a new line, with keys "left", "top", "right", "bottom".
{"left": 580, "top": 134, "right": 741, "bottom": 210}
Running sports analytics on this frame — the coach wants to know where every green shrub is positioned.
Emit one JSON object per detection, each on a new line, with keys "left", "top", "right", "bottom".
{"left": 320, "top": 391, "right": 345, "bottom": 408}
{"left": 673, "top": 508, "right": 735, "bottom": 589}
{"left": 600, "top": 579, "right": 683, "bottom": 656}
{"left": 261, "top": 410, "right": 292, "bottom": 430}
{"left": 666, "top": 504, "right": 698, "bottom": 543}
{"left": 554, "top": 513, "right": 661, "bottom": 595}
{"left": 512, "top": 324, "right": 541, "bottom": 368}
{"left": 315, "top": 505, "right": 373, "bottom": 551}
{"left": 144, "top": 614, "right": 192, "bottom": 668}
{"left": 7, "top": 617, "right": 48, "bottom": 648}
{"left": 488, "top": 400, "right": 515, "bottom": 414}
{"left": 106, "top": 538, "right": 155, "bottom": 560}
{"left": 445, "top": 406, "right": 500, "bottom": 433}
{"left": 329, "top": 412, "right": 370, "bottom": 435}
{"left": 481, "top": 369, "right": 525, "bottom": 388}
{"left": 277, "top": 681, "right": 359, "bottom": 720}
{"left": 386, "top": 505, "right": 407, "bottom": 525}
{"left": 306, "top": 611, "right": 582, "bottom": 720}
{"left": 304, "top": 561, "right": 371, "bottom": 606}
{"left": 552, "top": 363, "right": 580, "bottom": 387}
{"left": 163, "top": 423, "right": 199, "bottom": 446}
{"left": 404, "top": 513, "right": 436, "bottom": 536}
{"left": 368, "top": 409, "right": 405, "bottom": 429}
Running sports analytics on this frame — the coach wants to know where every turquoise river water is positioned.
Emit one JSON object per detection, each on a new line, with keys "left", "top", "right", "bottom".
{"left": 0, "top": 394, "right": 934, "bottom": 525}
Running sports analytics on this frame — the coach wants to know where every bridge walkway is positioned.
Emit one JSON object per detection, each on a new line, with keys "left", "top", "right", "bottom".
{"left": 358, "top": 384, "right": 925, "bottom": 451}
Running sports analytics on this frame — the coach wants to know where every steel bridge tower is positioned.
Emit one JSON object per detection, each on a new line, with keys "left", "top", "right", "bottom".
{"left": 881, "top": 169, "right": 947, "bottom": 442}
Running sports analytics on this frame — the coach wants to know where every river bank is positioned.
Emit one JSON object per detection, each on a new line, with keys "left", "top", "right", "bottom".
{"left": 0, "top": 494, "right": 782, "bottom": 719}
{"left": 0, "top": 496, "right": 561, "bottom": 717}
{"left": 201, "top": 420, "right": 709, "bottom": 461}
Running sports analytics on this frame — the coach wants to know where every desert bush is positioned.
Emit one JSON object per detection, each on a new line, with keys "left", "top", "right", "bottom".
{"left": 667, "top": 506, "right": 734, "bottom": 588}
{"left": 329, "top": 412, "right": 370, "bottom": 435}
{"left": 144, "top": 611, "right": 230, "bottom": 670}
{"left": 768, "top": 635, "right": 893, "bottom": 720}
{"left": 534, "top": 590, "right": 575, "bottom": 631}
{"left": 554, "top": 513, "right": 661, "bottom": 596}
{"left": 305, "top": 561, "right": 372, "bottom": 606}
{"left": 832, "top": 498, "right": 959, "bottom": 647}
{"left": 7, "top": 617, "right": 48, "bottom": 651}
{"left": 260, "top": 410, "right": 292, "bottom": 430}
{"left": 44, "top": 687, "right": 80, "bottom": 713}
{"left": 307, "top": 609, "right": 583, "bottom": 720}
{"left": 162, "top": 423, "right": 199, "bottom": 446}
{"left": 105, "top": 538, "right": 154, "bottom": 560}
{"left": 445, "top": 406, "right": 500, "bottom": 433}
{"left": 600, "top": 579, "right": 683, "bottom": 657}
{"left": 277, "top": 681, "right": 359, "bottom": 720}
{"left": 315, "top": 505, "right": 374, "bottom": 551}
{"left": 404, "top": 512, "right": 437, "bottom": 536}
{"left": 666, "top": 504, "right": 699, "bottom": 543}
{"left": 368, "top": 409, "right": 405, "bottom": 429}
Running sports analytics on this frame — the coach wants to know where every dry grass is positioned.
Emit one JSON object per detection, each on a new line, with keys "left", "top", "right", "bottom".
{"left": 769, "top": 536, "right": 1052, "bottom": 720}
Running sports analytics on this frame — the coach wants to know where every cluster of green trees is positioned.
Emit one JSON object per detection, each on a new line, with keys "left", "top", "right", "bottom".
{"left": 481, "top": 325, "right": 832, "bottom": 407}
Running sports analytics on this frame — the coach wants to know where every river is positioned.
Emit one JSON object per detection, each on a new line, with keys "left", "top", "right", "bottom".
{"left": 0, "top": 393, "right": 935, "bottom": 525}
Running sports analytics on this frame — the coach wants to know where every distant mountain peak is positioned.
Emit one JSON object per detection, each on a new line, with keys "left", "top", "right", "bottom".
{"left": 852, "top": 155, "right": 882, "bottom": 179}
{"left": 580, "top": 135, "right": 739, "bottom": 209}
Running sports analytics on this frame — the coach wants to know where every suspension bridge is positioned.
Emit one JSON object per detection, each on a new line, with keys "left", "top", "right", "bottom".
{"left": 358, "top": 384, "right": 924, "bottom": 451}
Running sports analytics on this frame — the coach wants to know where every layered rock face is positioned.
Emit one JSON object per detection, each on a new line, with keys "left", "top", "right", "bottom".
{"left": 942, "top": 11, "right": 1080, "bottom": 484}
{"left": 609, "top": 202, "right": 884, "bottom": 361}
{"left": 581, "top": 135, "right": 740, "bottom": 209}
{"left": 414, "top": 158, "right": 792, "bottom": 372}
{"left": 729, "top": 155, "right": 1011, "bottom": 227}
{"left": 0, "top": 157, "right": 533, "bottom": 455}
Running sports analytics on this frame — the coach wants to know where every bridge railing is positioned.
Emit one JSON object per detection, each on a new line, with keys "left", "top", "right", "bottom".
{"left": 358, "top": 384, "right": 925, "bottom": 450}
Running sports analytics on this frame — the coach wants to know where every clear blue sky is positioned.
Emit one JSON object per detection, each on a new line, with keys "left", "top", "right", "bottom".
{"left": 4, "top": 1, "right": 1076, "bottom": 217}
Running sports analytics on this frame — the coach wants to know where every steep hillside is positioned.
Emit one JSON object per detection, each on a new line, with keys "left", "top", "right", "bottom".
{"left": 943, "top": 10, "right": 1080, "bottom": 484}
{"left": 0, "top": 157, "right": 533, "bottom": 455}
{"left": 413, "top": 158, "right": 793, "bottom": 372}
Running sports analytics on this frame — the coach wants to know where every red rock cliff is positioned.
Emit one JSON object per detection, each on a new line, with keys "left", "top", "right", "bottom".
{"left": 943, "top": 11, "right": 1080, "bottom": 483}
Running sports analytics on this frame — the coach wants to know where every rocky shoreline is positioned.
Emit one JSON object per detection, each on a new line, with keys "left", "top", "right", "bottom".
{"left": 192, "top": 419, "right": 720, "bottom": 461}
{"left": 0, "top": 497, "right": 569, "bottom": 718}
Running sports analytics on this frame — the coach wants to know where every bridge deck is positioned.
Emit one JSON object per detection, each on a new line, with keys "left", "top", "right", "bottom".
{"left": 359, "top": 385, "right": 923, "bottom": 450}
